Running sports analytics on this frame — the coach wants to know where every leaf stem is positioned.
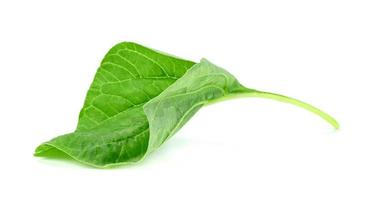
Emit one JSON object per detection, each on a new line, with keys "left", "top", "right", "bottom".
{"left": 206, "top": 90, "right": 339, "bottom": 129}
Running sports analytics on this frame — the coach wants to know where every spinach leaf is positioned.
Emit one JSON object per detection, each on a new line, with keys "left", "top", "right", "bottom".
{"left": 35, "top": 42, "right": 338, "bottom": 168}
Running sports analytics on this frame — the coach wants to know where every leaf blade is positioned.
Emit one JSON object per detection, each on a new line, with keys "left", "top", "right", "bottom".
{"left": 35, "top": 42, "right": 195, "bottom": 167}
{"left": 35, "top": 43, "right": 338, "bottom": 168}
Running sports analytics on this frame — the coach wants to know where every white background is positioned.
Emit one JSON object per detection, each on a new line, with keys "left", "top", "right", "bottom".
{"left": 0, "top": 0, "right": 365, "bottom": 199}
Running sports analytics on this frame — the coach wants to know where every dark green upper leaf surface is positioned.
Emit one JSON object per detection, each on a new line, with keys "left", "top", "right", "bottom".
{"left": 35, "top": 42, "right": 196, "bottom": 167}
{"left": 77, "top": 42, "right": 194, "bottom": 132}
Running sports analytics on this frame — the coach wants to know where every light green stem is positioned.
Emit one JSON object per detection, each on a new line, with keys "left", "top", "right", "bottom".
{"left": 206, "top": 90, "right": 339, "bottom": 129}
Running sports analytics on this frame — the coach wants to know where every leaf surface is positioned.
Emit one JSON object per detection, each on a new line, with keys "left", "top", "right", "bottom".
{"left": 35, "top": 42, "right": 338, "bottom": 168}
{"left": 35, "top": 42, "right": 196, "bottom": 167}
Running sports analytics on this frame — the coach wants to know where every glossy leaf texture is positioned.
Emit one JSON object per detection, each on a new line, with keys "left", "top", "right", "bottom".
{"left": 35, "top": 42, "right": 339, "bottom": 168}
{"left": 35, "top": 42, "right": 195, "bottom": 167}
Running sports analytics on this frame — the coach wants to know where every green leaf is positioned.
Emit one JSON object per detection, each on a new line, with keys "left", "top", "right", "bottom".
{"left": 35, "top": 42, "right": 339, "bottom": 168}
